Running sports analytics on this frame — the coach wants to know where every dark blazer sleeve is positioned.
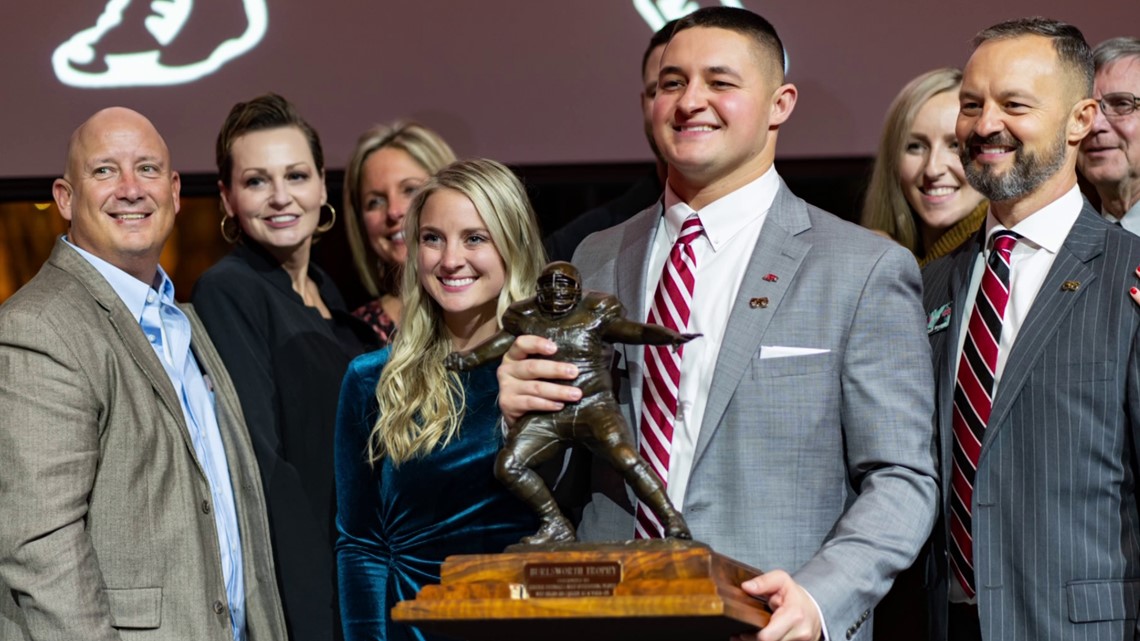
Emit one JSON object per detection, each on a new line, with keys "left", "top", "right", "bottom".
{"left": 1131, "top": 322, "right": 1140, "bottom": 641}
{"left": 191, "top": 265, "right": 284, "bottom": 485}
{"left": 543, "top": 172, "right": 662, "bottom": 263}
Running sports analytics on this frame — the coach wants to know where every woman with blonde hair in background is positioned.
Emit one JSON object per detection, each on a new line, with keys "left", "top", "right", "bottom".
{"left": 862, "top": 68, "right": 987, "bottom": 266}
{"left": 343, "top": 122, "right": 456, "bottom": 343}
{"left": 335, "top": 158, "right": 544, "bottom": 641}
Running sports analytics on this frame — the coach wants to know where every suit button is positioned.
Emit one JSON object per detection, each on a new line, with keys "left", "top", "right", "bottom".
{"left": 213, "top": 600, "right": 226, "bottom": 615}
{"left": 201, "top": 500, "right": 211, "bottom": 515}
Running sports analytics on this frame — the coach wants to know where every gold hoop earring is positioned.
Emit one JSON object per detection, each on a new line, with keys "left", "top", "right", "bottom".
{"left": 220, "top": 214, "right": 241, "bottom": 244}
{"left": 315, "top": 203, "right": 337, "bottom": 235}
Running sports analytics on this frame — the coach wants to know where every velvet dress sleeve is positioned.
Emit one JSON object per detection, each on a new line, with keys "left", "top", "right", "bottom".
{"left": 335, "top": 350, "right": 389, "bottom": 641}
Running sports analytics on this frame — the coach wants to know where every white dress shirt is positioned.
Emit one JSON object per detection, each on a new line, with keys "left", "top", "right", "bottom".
{"left": 953, "top": 186, "right": 1084, "bottom": 389}
{"left": 639, "top": 167, "right": 779, "bottom": 510}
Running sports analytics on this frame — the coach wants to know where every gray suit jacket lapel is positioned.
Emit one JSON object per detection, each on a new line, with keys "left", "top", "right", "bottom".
{"left": 691, "top": 180, "right": 811, "bottom": 469}
{"left": 49, "top": 240, "right": 199, "bottom": 462}
{"left": 614, "top": 203, "right": 661, "bottom": 419}
{"left": 984, "top": 205, "right": 1103, "bottom": 450}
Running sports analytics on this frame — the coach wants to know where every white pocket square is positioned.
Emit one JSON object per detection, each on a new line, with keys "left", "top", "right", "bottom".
{"left": 759, "top": 346, "right": 831, "bottom": 359}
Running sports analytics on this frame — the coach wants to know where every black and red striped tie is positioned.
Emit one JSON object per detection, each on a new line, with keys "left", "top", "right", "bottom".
{"left": 949, "top": 230, "right": 1019, "bottom": 598}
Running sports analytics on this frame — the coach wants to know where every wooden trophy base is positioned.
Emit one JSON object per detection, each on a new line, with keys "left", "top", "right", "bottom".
{"left": 391, "top": 539, "right": 770, "bottom": 641}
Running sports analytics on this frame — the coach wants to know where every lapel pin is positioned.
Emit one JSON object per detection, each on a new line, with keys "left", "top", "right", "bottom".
{"left": 926, "top": 302, "right": 953, "bottom": 334}
{"left": 750, "top": 297, "right": 769, "bottom": 309}
{"left": 1061, "top": 280, "right": 1080, "bottom": 292}
{"left": 763, "top": 273, "right": 778, "bottom": 282}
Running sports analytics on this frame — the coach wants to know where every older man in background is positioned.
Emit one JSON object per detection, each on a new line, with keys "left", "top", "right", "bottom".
{"left": 1079, "top": 36, "right": 1140, "bottom": 232}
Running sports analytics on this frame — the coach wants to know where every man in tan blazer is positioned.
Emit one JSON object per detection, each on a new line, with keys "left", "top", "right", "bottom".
{"left": 0, "top": 107, "right": 286, "bottom": 640}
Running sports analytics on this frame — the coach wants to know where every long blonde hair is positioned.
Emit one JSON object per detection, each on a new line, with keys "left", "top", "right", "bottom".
{"left": 861, "top": 68, "right": 963, "bottom": 255}
{"left": 343, "top": 121, "right": 457, "bottom": 298}
{"left": 368, "top": 159, "right": 547, "bottom": 465}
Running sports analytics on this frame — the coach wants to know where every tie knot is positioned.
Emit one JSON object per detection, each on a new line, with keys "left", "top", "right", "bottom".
{"left": 990, "top": 230, "right": 1020, "bottom": 256}
{"left": 677, "top": 214, "right": 703, "bottom": 246}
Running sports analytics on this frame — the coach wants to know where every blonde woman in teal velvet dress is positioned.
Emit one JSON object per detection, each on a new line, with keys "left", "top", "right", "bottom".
{"left": 334, "top": 159, "right": 546, "bottom": 641}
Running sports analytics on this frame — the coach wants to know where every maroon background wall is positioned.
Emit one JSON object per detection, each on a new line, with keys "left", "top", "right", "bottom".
{"left": 2, "top": 0, "right": 1136, "bottom": 178}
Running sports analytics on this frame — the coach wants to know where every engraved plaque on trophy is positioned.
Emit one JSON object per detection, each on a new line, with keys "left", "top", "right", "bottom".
{"left": 392, "top": 540, "right": 770, "bottom": 641}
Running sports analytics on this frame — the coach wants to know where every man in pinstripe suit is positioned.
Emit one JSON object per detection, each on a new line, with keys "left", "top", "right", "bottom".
{"left": 923, "top": 17, "right": 1140, "bottom": 641}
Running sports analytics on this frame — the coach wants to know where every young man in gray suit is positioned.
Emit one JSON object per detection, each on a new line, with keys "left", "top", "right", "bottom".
{"left": 498, "top": 7, "right": 939, "bottom": 641}
{"left": 0, "top": 107, "right": 286, "bottom": 640}
{"left": 923, "top": 18, "right": 1140, "bottom": 641}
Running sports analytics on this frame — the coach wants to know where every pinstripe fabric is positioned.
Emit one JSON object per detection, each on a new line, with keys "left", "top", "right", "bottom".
{"left": 924, "top": 205, "right": 1140, "bottom": 641}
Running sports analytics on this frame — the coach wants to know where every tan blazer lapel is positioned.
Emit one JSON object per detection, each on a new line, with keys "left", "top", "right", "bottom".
{"left": 49, "top": 240, "right": 200, "bottom": 464}
{"left": 183, "top": 304, "right": 285, "bottom": 628}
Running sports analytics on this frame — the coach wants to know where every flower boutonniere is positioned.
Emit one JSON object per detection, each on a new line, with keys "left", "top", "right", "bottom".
{"left": 926, "top": 303, "right": 952, "bottom": 335}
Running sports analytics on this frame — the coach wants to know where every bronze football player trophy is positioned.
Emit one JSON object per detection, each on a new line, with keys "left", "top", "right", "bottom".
{"left": 445, "top": 261, "right": 697, "bottom": 544}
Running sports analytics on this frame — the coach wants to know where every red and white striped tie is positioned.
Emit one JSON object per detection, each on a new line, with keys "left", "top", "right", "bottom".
{"left": 635, "top": 213, "right": 703, "bottom": 539}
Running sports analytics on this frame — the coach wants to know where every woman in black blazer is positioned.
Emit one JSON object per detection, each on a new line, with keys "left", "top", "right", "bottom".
{"left": 192, "top": 93, "right": 377, "bottom": 641}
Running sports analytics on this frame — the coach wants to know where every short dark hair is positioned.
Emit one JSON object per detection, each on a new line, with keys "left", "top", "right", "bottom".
{"left": 671, "top": 7, "right": 785, "bottom": 81}
{"left": 973, "top": 17, "right": 1093, "bottom": 97}
{"left": 641, "top": 19, "right": 679, "bottom": 76}
{"left": 215, "top": 93, "right": 325, "bottom": 187}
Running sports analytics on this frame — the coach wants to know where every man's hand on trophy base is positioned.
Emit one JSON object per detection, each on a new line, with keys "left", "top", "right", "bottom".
{"left": 734, "top": 570, "right": 823, "bottom": 641}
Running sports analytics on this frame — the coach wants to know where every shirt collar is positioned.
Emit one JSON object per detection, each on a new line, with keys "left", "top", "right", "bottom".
{"left": 661, "top": 167, "right": 780, "bottom": 251}
{"left": 983, "top": 184, "right": 1083, "bottom": 254}
{"left": 63, "top": 236, "right": 176, "bottom": 323}
{"left": 1113, "top": 198, "right": 1140, "bottom": 224}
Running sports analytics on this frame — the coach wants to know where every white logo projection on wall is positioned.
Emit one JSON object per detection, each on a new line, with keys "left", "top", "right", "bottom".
{"left": 53, "top": 0, "right": 267, "bottom": 88}
{"left": 632, "top": 0, "right": 789, "bottom": 74}
{"left": 632, "top": 0, "right": 745, "bottom": 32}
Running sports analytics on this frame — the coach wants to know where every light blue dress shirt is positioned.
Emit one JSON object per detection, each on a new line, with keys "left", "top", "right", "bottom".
{"left": 65, "top": 238, "right": 246, "bottom": 641}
